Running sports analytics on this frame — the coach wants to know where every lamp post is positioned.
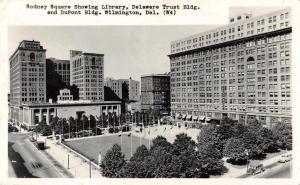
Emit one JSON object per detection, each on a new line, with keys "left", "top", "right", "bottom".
{"left": 245, "top": 149, "right": 249, "bottom": 173}
{"left": 68, "top": 120, "right": 71, "bottom": 139}
{"left": 89, "top": 116, "right": 91, "bottom": 137}
{"left": 67, "top": 154, "right": 70, "bottom": 169}
{"left": 76, "top": 119, "right": 78, "bottom": 138}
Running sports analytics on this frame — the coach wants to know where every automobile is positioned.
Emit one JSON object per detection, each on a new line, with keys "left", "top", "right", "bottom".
{"left": 35, "top": 141, "right": 45, "bottom": 150}
{"left": 29, "top": 137, "right": 36, "bottom": 142}
{"left": 278, "top": 154, "right": 292, "bottom": 163}
{"left": 246, "top": 162, "right": 265, "bottom": 175}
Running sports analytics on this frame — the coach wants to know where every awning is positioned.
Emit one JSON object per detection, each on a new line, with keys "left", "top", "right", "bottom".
{"left": 206, "top": 117, "right": 211, "bottom": 122}
{"left": 187, "top": 115, "right": 192, "bottom": 120}
{"left": 192, "top": 116, "right": 198, "bottom": 120}
{"left": 182, "top": 114, "right": 187, "bottom": 119}
{"left": 198, "top": 116, "right": 205, "bottom": 121}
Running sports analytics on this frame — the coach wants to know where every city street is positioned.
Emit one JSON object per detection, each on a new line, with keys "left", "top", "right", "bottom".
{"left": 258, "top": 162, "right": 291, "bottom": 178}
{"left": 8, "top": 132, "right": 71, "bottom": 178}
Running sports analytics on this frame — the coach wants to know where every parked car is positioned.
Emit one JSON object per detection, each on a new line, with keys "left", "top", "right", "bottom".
{"left": 29, "top": 137, "right": 36, "bottom": 142}
{"left": 278, "top": 154, "right": 292, "bottom": 163}
{"left": 247, "top": 162, "right": 265, "bottom": 175}
{"left": 35, "top": 141, "right": 45, "bottom": 150}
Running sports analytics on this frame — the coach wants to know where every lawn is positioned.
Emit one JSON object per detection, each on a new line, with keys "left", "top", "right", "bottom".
{"left": 65, "top": 134, "right": 151, "bottom": 162}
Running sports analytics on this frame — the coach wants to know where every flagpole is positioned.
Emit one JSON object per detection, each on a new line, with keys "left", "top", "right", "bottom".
{"left": 131, "top": 133, "right": 133, "bottom": 157}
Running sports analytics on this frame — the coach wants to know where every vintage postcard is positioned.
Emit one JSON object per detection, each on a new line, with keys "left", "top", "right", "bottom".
{"left": 0, "top": 0, "right": 299, "bottom": 185}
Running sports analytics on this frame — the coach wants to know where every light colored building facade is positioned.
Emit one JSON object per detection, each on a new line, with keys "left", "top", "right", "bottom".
{"left": 169, "top": 8, "right": 291, "bottom": 126}
{"left": 57, "top": 88, "right": 73, "bottom": 102}
{"left": 141, "top": 74, "right": 170, "bottom": 115}
{"left": 47, "top": 58, "right": 70, "bottom": 85}
{"left": 9, "top": 40, "right": 47, "bottom": 125}
{"left": 104, "top": 77, "right": 140, "bottom": 101}
{"left": 20, "top": 101, "right": 121, "bottom": 128}
{"left": 70, "top": 50, "right": 104, "bottom": 101}
{"left": 127, "top": 101, "right": 141, "bottom": 113}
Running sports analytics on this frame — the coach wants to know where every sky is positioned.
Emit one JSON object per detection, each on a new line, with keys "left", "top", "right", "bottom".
{"left": 8, "top": 7, "right": 285, "bottom": 82}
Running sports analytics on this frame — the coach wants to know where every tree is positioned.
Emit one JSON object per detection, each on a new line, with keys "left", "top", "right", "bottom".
{"left": 82, "top": 115, "right": 89, "bottom": 130}
{"left": 41, "top": 125, "right": 52, "bottom": 136}
{"left": 89, "top": 115, "right": 96, "bottom": 133}
{"left": 172, "top": 133, "right": 196, "bottom": 156}
{"left": 68, "top": 116, "right": 76, "bottom": 133}
{"left": 223, "top": 137, "right": 247, "bottom": 165}
{"left": 198, "top": 143, "right": 224, "bottom": 175}
{"left": 198, "top": 124, "right": 223, "bottom": 155}
{"left": 247, "top": 119, "right": 263, "bottom": 134}
{"left": 232, "top": 122, "right": 248, "bottom": 138}
{"left": 151, "top": 136, "right": 173, "bottom": 152}
{"left": 100, "top": 144, "right": 126, "bottom": 177}
{"left": 240, "top": 130, "right": 265, "bottom": 159}
{"left": 258, "top": 127, "right": 279, "bottom": 153}
{"left": 217, "top": 117, "right": 236, "bottom": 141}
{"left": 119, "top": 145, "right": 150, "bottom": 178}
{"left": 271, "top": 121, "right": 292, "bottom": 150}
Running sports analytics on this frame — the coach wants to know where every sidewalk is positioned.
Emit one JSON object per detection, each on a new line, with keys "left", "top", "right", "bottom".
{"left": 220, "top": 150, "right": 292, "bottom": 178}
{"left": 38, "top": 135, "right": 104, "bottom": 178}
{"left": 132, "top": 125, "right": 200, "bottom": 143}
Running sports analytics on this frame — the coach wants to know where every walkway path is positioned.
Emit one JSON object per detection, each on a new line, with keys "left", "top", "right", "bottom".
{"left": 38, "top": 136, "right": 103, "bottom": 178}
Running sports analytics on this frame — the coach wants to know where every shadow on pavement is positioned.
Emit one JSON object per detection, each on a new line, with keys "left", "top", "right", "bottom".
{"left": 8, "top": 142, "right": 38, "bottom": 178}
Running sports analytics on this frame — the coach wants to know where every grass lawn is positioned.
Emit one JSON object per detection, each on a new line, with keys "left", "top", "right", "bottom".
{"left": 65, "top": 134, "right": 151, "bottom": 162}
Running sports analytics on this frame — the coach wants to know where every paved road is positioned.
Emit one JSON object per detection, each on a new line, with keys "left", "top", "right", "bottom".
{"left": 258, "top": 162, "right": 291, "bottom": 178}
{"left": 8, "top": 132, "right": 66, "bottom": 178}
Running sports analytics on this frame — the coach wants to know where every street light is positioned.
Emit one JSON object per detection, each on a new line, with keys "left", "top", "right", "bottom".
{"left": 89, "top": 116, "right": 91, "bottom": 137}
{"left": 245, "top": 149, "right": 249, "bottom": 173}
{"left": 68, "top": 120, "right": 71, "bottom": 139}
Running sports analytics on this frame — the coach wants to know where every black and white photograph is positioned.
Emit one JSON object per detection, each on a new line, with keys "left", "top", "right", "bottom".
{"left": 5, "top": 6, "right": 293, "bottom": 180}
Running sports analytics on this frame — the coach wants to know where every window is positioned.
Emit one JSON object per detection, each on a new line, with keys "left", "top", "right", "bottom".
{"left": 29, "top": 53, "right": 35, "bottom": 61}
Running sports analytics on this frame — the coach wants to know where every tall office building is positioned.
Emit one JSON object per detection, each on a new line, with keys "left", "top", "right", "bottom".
{"left": 141, "top": 74, "right": 170, "bottom": 115}
{"left": 104, "top": 77, "right": 140, "bottom": 101}
{"left": 47, "top": 58, "right": 70, "bottom": 85}
{"left": 169, "top": 8, "right": 291, "bottom": 126}
{"left": 70, "top": 50, "right": 104, "bottom": 101}
{"left": 9, "top": 40, "right": 47, "bottom": 124}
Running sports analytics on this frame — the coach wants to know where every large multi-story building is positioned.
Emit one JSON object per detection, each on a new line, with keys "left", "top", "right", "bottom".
{"left": 9, "top": 40, "right": 47, "bottom": 124}
{"left": 104, "top": 77, "right": 140, "bottom": 101}
{"left": 169, "top": 8, "right": 291, "bottom": 126}
{"left": 9, "top": 42, "right": 121, "bottom": 128}
{"left": 70, "top": 50, "right": 104, "bottom": 101}
{"left": 141, "top": 74, "right": 170, "bottom": 115}
{"left": 47, "top": 58, "right": 70, "bottom": 85}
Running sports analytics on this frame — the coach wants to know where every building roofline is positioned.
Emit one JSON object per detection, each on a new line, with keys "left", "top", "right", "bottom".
{"left": 170, "top": 8, "right": 291, "bottom": 45}
{"left": 83, "top": 52, "right": 104, "bottom": 56}
{"left": 141, "top": 73, "right": 170, "bottom": 78}
{"left": 9, "top": 40, "right": 46, "bottom": 60}
{"left": 21, "top": 101, "right": 122, "bottom": 108}
{"left": 168, "top": 27, "right": 292, "bottom": 58}
{"left": 46, "top": 58, "right": 70, "bottom": 62}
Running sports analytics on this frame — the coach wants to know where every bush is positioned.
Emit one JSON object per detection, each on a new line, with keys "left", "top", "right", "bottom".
{"left": 122, "top": 126, "right": 130, "bottom": 132}
{"left": 223, "top": 138, "right": 247, "bottom": 165}
{"left": 108, "top": 127, "right": 114, "bottom": 133}
{"left": 41, "top": 125, "right": 52, "bottom": 136}
{"left": 96, "top": 128, "right": 102, "bottom": 135}
{"left": 101, "top": 144, "right": 126, "bottom": 177}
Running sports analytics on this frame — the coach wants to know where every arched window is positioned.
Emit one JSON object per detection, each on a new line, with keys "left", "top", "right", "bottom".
{"left": 247, "top": 56, "right": 255, "bottom": 62}
{"left": 29, "top": 53, "right": 35, "bottom": 61}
